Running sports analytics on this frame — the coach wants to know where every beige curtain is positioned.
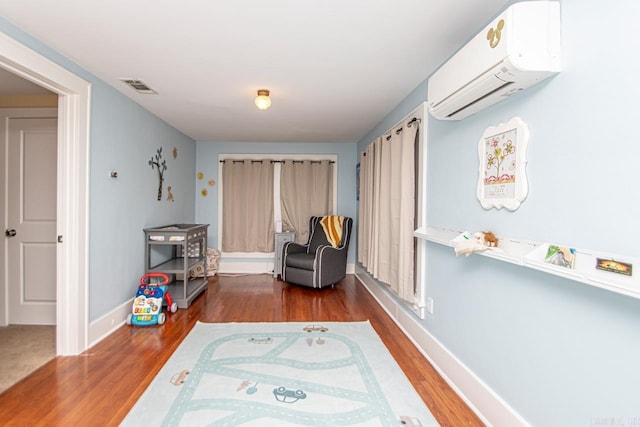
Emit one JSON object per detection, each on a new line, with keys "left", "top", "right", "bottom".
{"left": 222, "top": 160, "right": 274, "bottom": 252}
{"left": 392, "top": 120, "right": 417, "bottom": 300}
{"left": 357, "top": 150, "right": 370, "bottom": 266}
{"left": 280, "top": 160, "right": 333, "bottom": 244}
{"left": 358, "top": 117, "right": 417, "bottom": 302}
{"left": 377, "top": 132, "right": 393, "bottom": 285}
{"left": 369, "top": 137, "right": 382, "bottom": 279}
{"left": 359, "top": 137, "right": 382, "bottom": 279}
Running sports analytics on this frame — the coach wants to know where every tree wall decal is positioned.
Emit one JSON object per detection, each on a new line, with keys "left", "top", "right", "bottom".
{"left": 149, "top": 147, "right": 167, "bottom": 201}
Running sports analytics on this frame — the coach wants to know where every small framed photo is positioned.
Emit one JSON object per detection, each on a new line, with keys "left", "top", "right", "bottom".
{"left": 477, "top": 117, "right": 530, "bottom": 211}
{"left": 595, "top": 258, "right": 633, "bottom": 276}
{"left": 545, "top": 245, "right": 576, "bottom": 269}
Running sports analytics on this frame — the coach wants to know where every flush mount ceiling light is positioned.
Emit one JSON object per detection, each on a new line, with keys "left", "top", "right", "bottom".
{"left": 254, "top": 89, "right": 271, "bottom": 110}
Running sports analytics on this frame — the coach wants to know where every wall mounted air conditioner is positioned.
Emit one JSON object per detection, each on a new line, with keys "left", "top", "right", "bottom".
{"left": 427, "top": 1, "right": 561, "bottom": 120}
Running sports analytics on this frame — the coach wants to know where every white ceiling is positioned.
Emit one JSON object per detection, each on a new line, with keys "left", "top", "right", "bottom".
{"left": 0, "top": 0, "right": 507, "bottom": 142}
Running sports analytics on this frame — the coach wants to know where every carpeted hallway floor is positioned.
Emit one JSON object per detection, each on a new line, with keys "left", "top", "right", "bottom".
{"left": 0, "top": 325, "right": 55, "bottom": 394}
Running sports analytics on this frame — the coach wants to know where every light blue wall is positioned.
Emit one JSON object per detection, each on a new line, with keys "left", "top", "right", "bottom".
{"left": 90, "top": 89, "right": 196, "bottom": 320}
{"left": 195, "top": 141, "right": 358, "bottom": 264}
{"left": 0, "top": 18, "right": 197, "bottom": 322}
{"left": 357, "top": 80, "right": 427, "bottom": 150}
{"left": 357, "top": 0, "right": 640, "bottom": 425}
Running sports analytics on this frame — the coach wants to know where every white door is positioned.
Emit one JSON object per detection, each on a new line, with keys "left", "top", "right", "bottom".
{"left": 7, "top": 117, "right": 58, "bottom": 325}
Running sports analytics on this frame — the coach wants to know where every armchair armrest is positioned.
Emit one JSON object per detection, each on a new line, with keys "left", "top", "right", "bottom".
{"left": 283, "top": 241, "right": 307, "bottom": 256}
{"left": 315, "top": 245, "right": 348, "bottom": 284}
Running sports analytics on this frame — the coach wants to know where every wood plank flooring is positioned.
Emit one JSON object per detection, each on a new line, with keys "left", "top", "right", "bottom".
{"left": 0, "top": 274, "right": 484, "bottom": 426}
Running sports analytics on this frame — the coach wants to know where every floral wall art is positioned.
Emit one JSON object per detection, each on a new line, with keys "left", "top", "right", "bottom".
{"left": 477, "top": 116, "right": 529, "bottom": 210}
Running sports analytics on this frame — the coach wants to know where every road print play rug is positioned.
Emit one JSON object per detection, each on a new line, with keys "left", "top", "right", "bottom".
{"left": 121, "top": 321, "right": 439, "bottom": 426}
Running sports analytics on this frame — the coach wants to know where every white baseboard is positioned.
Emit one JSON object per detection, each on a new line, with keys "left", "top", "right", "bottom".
{"left": 218, "top": 261, "right": 356, "bottom": 275}
{"left": 354, "top": 266, "right": 529, "bottom": 427}
{"left": 88, "top": 298, "right": 133, "bottom": 348}
{"left": 218, "top": 261, "right": 274, "bottom": 275}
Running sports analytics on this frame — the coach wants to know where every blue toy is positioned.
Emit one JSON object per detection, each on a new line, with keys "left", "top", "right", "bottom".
{"left": 126, "top": 273, "right": 177, "bottom": 326}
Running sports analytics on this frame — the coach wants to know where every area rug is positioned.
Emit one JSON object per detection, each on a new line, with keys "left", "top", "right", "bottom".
{"left": 121, "top": 321, "right": 439, "bottom": 426}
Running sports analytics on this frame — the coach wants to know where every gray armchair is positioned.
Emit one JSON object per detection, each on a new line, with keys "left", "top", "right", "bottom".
{"left": 282, "top": 216, "right": 352, "bottom": 289}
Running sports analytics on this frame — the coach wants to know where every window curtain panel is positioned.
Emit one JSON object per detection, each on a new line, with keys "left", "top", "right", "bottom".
{"left": 280, "top": 160, "right": 333, "bottom": 244}
{"left": 392, "top": 120, "right": 418, "bottom": 301}
{"left": 377, "top": 132, "right": 393, "bottom": 286}
{"left": 358, "top": 117, "right": 418, "bottom": 302}
{"left": 222, "top": 160, "right": 274, "bottom": 252}
{"left": 358, "top": 137, "right": 381, "bottom": 278}
{"left": 357, "top": 146, "right": 372, "bottom": 268}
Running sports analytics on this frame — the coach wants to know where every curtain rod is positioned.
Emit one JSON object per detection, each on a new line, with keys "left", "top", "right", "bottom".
{"left": 390, "top": 118, "right": 419, "bottom": 137}
{"left": 396, "top": 117, "right": 421, "bottom": 134}
{"left": 364, "top": 116, "right": 421, "bottom": 155}
{"left": 219, "top": 159, "right": 335, "bottom": 164}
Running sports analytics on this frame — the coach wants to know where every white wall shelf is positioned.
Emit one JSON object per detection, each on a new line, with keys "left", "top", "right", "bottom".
{"left": 415, "top": 226, "right": 640, "bottom": 300}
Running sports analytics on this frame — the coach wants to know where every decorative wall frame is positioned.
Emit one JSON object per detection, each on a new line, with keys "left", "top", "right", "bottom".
{"left": 477, "top": 116, "right": 529, "bottom": 210}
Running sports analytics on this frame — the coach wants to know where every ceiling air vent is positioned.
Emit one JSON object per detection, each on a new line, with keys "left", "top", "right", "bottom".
{"left": 120, "top": 79, "right": 157, "bottom": 94}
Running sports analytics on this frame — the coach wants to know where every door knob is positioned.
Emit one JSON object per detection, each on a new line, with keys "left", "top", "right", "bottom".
{"left": 5, "top": 229, "right": 16, "bottom": 237}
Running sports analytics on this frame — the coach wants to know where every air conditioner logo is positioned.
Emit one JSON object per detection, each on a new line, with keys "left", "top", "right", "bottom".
{"left": 486, "top": 19, "right": 505, "bottom": 48}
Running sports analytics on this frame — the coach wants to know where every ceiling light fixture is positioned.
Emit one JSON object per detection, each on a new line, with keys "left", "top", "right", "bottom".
{"left": 255, "top": 89, "right": 271, "bottom": 110}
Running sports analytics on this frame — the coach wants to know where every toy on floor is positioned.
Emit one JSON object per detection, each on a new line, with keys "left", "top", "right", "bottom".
{"left": 127, "top": 272, "right": 177, "bottom": 326}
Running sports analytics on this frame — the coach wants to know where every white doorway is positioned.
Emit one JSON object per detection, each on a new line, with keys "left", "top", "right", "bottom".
{"left": 4, "top": 113, "right": 58, "bottom": 325}
{"left": 0, "top": 33, "right": 90, "bottom": 355}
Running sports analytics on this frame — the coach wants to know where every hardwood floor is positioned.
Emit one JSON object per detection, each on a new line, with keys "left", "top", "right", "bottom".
{"left": 0, "top": 274, "right": 484, "bottom": 426}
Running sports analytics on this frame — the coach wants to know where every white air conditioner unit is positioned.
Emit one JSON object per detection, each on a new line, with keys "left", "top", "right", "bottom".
{"left": 427, "top": 1, "right": 561, "bottom": 120}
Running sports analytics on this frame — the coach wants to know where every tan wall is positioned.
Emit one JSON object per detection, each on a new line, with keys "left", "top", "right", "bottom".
{"left": 0, "top": 94, "right": 58, "bottom": 108}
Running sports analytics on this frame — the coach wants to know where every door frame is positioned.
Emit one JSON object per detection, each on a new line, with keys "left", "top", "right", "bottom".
{"left": 0, "top": 33, "right": 90, "bottom": 355}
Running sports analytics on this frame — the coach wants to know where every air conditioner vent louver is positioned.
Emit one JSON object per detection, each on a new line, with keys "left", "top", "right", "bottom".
{"left": 446, "top": 81, "right": 513, "bottom": 118}
{"left": 120, "top": 79, "right": 157, "bottom": 94}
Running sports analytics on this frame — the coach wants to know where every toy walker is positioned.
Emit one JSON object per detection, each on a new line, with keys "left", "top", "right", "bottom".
{"left": 127, "top": 273, "right": 178, "bottom": 326}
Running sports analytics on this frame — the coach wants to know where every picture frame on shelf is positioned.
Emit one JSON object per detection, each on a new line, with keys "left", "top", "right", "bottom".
{"left": 545, "top": 245, "right": 576, "bottom": 269}
{"left": 595, "top": 258, "right": 633, "bottom": 276}
{"left": 477, "top": 116, "right": 530, "bottom": 211}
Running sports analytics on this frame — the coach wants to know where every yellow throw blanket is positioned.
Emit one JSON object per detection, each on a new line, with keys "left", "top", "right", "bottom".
{"left": 319, "top": 215, "right": 344, "bottom": 248}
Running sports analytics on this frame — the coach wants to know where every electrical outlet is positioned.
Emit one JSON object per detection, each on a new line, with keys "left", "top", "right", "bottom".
{"left": 426, "top": 297, "right": 434, "bottom": 315}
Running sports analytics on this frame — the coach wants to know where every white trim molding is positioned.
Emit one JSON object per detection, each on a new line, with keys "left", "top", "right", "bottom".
{"left": 89, "top": 298, "right": 132, "bottom": 348}
{"left": 217, "top": 261, "right": 355, "bottom": 276}
{"left": 0, "top": 32, "right": 91, "bottom": 355}
{"left": 355, "top": 266, "right": 529, "bottom": 427}
{"left": 218, "top": 261, "right": 274, "bottom": 275}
